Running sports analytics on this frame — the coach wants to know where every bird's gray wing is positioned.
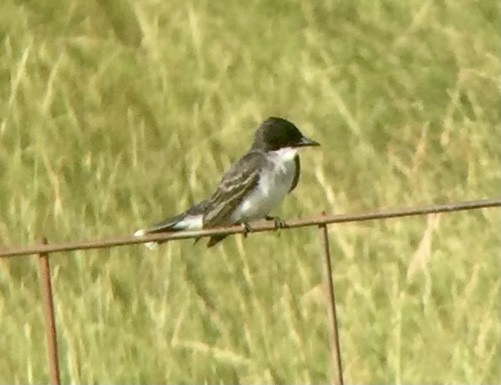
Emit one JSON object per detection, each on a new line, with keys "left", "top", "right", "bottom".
{"left": 203, "top": 151, "right": 264, "bottom": 228}
{"left": 288, "top": 155, "right": 300, "bottom": 193}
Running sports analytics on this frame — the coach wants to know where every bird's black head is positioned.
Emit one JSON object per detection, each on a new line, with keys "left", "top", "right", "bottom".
{"left": 251, "top": 117, "right": 320, "bottom": 151}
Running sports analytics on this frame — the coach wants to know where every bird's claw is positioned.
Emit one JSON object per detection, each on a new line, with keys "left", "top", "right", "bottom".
{"left": 241, "top": 222, "right": 252, "bottom": 237}
{"left": 265, "top": 216, "right": 287, "bottom": 230}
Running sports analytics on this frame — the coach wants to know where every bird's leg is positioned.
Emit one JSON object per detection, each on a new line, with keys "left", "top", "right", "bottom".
{"left": 265, "top": 215, "right": 287, "bottom": 230}
{"left": 241, "top": 222, "right": 252, "bottom": 237}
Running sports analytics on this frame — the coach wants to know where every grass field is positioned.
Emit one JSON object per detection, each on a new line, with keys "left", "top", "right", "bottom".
{"left": 0, "top": 0, "right": 499, "bottom": 383}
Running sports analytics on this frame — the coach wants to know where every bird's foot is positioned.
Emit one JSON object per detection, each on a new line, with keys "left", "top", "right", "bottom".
{"left": 265, "top": 215, "right": 287, "bottom": 230}
{"left": 241, "top": 222, "right": 252, "bottom": 238}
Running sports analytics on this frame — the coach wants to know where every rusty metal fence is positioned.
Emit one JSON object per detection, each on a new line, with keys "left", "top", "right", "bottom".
{"left": 1, "top": 198, "right": 500, "bottom": 385}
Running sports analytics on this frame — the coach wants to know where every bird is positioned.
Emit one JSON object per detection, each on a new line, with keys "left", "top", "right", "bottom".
{"left": 134, "top": 117, "right": 320, "bottom": 248}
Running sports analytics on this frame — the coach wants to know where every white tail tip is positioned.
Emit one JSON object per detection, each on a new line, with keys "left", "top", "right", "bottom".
{"left": 133, "top": 229, "right": 146, "bottom": 237}
{"left": 133, "top": 229, "right": 158, "bottom": 250}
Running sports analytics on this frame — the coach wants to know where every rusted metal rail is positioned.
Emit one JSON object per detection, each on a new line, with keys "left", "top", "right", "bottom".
{"left": 1, "top": 198, "right": 499, "bottom": 259}
{"left": 319, "top": 222, "right": 344, "bottom": 385}
{"left": 37, "top": 238, "right": 61, "bottom": 385}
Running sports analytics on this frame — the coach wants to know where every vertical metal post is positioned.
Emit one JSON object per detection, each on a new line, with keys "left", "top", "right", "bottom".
{"left": 37, "top": 237, "right": 61, "bottom": 385}
{"left": 318, "top": 224, "right": 344, "bottom": 385}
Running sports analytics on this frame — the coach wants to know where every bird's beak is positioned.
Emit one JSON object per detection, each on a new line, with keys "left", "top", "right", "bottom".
{"left": 298, "top": 135, "right": 320, "bottom": 147}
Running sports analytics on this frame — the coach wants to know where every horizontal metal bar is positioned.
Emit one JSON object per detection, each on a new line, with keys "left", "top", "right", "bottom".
{"left": 0, "top": 198, "right": 499, "bottom": 259}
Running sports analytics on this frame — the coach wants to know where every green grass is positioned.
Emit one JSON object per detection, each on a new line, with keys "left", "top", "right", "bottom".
{"left": 0, "top": 0, "right": 499, "bottom": 383}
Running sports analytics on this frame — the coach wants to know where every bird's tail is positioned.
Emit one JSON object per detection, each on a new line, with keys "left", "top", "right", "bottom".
{"left": 133, "top": 215, "right": 183, "bottom": 249}
{"left": 133, "top": 201, "right": 208, "bottom": 249}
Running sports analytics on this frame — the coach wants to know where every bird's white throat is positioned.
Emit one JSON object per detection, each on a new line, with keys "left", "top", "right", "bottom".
{"left": 270, "top": 147, "right": 298, "bottom": 162}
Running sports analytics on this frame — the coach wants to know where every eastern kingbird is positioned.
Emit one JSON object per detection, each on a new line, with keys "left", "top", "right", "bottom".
{"left": 134, "top": 117, "right": 320, "bottom": 247}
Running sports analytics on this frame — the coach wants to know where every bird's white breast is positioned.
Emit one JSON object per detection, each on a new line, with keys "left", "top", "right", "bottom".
{"left": 231, "top": 148, "right": 298, "bottom": 222}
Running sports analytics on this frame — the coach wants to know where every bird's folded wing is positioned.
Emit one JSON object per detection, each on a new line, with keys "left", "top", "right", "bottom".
{"left": 289, "top": 155, "right": 300, "bottom": 193}
{"left": 203, "top": 151, "right": 263, "bottom": 228}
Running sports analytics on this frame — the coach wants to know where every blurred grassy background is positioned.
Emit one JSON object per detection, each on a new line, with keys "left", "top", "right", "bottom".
{"left": 0, "top": 0, "right": 499, "bottom": 383}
